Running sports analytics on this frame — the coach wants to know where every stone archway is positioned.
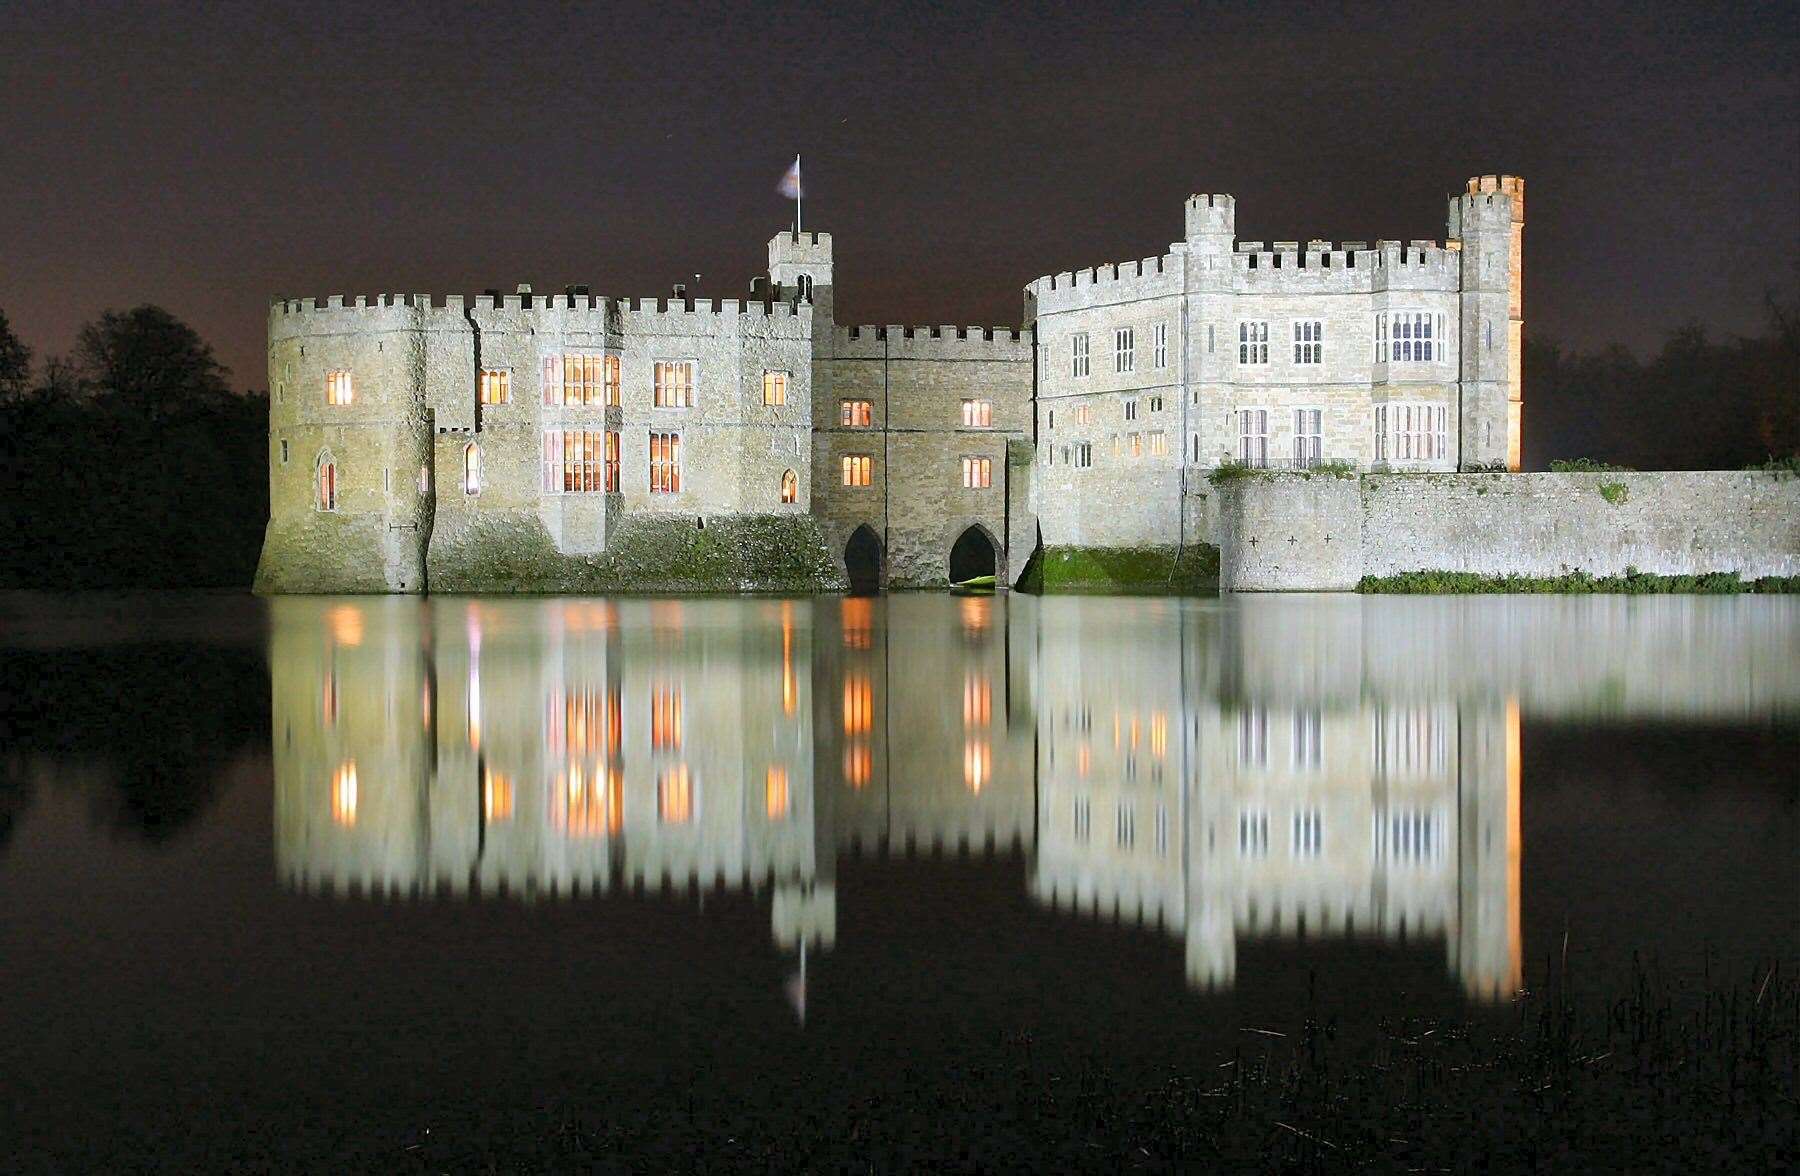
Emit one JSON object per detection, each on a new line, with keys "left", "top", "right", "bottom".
{"left": 844, "top": 525, "right": 883, "bottom": 595}
{"left": 948, "top": 525, "right": 997, "bottom": 584}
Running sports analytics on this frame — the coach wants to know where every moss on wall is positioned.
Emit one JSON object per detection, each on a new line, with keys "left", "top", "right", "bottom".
{"left": 428, "top": 513, "right": 848, "bottom": 595}
{"left": 1016, "top": 544, "right": 1219, "bottom": 595}
{"left": 1358, "top": 569, "right": 1800, "bottom": 594}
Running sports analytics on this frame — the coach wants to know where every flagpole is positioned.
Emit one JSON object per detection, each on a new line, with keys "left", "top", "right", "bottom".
{"left": 796, "top": 154, "right": 802, "bottom": 233}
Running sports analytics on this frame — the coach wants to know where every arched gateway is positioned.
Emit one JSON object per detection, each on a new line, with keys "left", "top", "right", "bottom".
{"left": 948, "top": 526, "right": 997, "bottom": 585}
{"left": 844, "top": 525, "right": 883, "bottom": 595}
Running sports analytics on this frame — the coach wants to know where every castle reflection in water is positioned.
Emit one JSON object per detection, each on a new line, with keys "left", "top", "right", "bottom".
{"left": 270, "top": 593, "right": 1799, "bottom": 1004}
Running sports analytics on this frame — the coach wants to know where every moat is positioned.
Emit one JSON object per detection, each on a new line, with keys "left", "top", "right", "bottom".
{"left": 1, "top": 593, "right": 1794, "bottom": 1170}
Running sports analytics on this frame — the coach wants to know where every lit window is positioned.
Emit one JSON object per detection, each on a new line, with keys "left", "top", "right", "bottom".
{"left": 961, "top": 398, "right": 993, "bottom": 428}
{"left": 762, "top": 370, "right": 788, "bottom": 406}
{"left": 765, "top": 766, "right": 789, "bottom": 820}
{"left": 1292, "top": 321, "right": 1322, "bottom": 364}
{"left": 1148, "top": 430, "right": 1168, "bottom": 457}
{"left": 1153, "top": 322, "right": 1168, "bottom": 368}
{"left": 479, "top": 368, "right": 510, "bottom": 405}
{"left": 330, "top": 761, "right": 358, "bottom": 826}
{"left": 541, "top": 354, "right": 618, "bottom": 406}
{"left": 1071, "top": 332, "right": 1090, "bottom": 377}
{"left": 1114, "top": 327, "right": 1134, "bottom": 373}
{"left": 844, "top": 742, "right": 872, "bottom": 788}
{"left": 842, "top": 454, "right": 872, "bottom": 487}
{"left": 1238, "top": 322, "right": 1269, "bottom": 365}
{"left": 657, "top": 765, "right": 693, "bottom": 824}
{"left": 780, "top": 468, "right": 798, "bottom": 503}
{"left": 325, "top": 370, "right": 353, "bottom": 405}
{"left": 463, "top": 443, "right": 480, "bottom": 495}
{"left": 961, "top": 455, "right": 992, "bottom": 488}
{"left": 554, "top": 761, "right": 622, "bottom": 837}
{"left": 649, "top": 431, "right": 681, "bottom": 493}
{"left": 483, "top": 767, "right": 513, "bottom": 823}
{"left": 653, "top": 360, "right": 695, "bottom": 408}
{"left": 1074, "top": 404, "right": 1091, "bottom": 426}
{"left": 963, "top": 740, "right": 990, "bottom": 794}
{"left": 650, "top": 685, "right": 682, "bottom": 749}
{"left": 1128, "top": 432, "right": 1142, "bottom": 459}
{"left": 843, "top": 674, "right": 873, "bottom": 735}
{"left": 1237, "top": 408, "right": 1269, "bottom": 468}
{"left": 1293, "top": 408, "right": 1322, "bottom": 468}
{"left": 315, "top": 454, "right": 338, "bottom": 511}
{"left": 840, "top": 399, "right": 873, "bottom": 427}
{"left": 542, "top": 431, "right": 618, "bottom": 493}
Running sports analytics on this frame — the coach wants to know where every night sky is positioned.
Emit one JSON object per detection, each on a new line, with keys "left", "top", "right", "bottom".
{"left": 2, "top": 0, "right": 1796, "bottom": 388}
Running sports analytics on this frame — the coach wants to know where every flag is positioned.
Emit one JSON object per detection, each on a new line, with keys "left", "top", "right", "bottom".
{"left": 778, "top": 156, "right": 802, "bottom": 200}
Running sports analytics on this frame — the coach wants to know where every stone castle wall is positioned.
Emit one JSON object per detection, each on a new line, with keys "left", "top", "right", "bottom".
{"left": 812, "top": 325, "right": 1034, "bottom": 588}
{"left": 1218, "top": 471, "right": 1800, "bottom": 591}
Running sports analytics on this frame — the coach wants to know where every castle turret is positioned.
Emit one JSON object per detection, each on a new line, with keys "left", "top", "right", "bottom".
{"left": 1449, "top": 175, "right": 1525, "bottom": 470}
{"left": 769, "top": 230, "right": 834, "bottom": 325}
{"left": 1183, "top": 194, "right": 1237, "bottom": 461}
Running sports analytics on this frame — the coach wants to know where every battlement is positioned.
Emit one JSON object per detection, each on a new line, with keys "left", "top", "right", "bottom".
{"left": 1209, "top": 235, "right": 1461, "bottom": 296}
{"left": 1034, "top": 254, "right": 1173, "bottom": 293}
{"left": 838, "top": 324, "right": 1025, "bottom": 342}
{"left": 833, "top": 322, "right": 1031, "bottom": 361}
{"left": 1185, "top": 192, "right": 1236, "bottom": 239}
{"left": 769, "top": 229, "right": 834, "bottom": 289}
{"left": 1458, "top": 174, "right": 1526, "bottom": 223}
{"left": 271, "top": 290, "right": 811, "bottom": 325}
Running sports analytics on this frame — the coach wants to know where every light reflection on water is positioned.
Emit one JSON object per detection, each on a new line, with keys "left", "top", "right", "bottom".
{"left": 270, "top": 593, "right": 1800, "bottom": 1008}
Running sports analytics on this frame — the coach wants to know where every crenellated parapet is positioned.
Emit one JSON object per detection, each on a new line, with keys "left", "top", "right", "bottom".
{"left": 1227, "top": 239, "right": 1460, "bottom": 294}
{"left": 1027, "top": 253, "right": 1183, "bottom": 314}
{"left": 831, "top": 323, "right": 1031, "bottom": 362}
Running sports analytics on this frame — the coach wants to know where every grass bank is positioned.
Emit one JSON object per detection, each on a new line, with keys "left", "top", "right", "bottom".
{"left": 1360, "top": 569, "right": 1800, "bottom": 594}
{"left": 1016, "top": 543, "right": 1219, "bottom": 595}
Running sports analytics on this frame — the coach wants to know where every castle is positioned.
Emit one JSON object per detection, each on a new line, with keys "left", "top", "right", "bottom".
{"left": 254, "top": 174, "right": 1524, "bottom": 594}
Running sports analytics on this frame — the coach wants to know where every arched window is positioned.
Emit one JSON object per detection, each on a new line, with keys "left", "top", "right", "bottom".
{"left": 315, "top": 452, "right": 337, "bottom": 512}
{"left": 780, "top": 468, "right": 798, "bottom": 504}
{"left": 463, "top": 443, "right": 481, "bottom": 495}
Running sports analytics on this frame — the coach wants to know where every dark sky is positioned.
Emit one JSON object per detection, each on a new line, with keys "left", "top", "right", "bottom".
{"left": 2, "top": 0, "right": 1796, "bottom": 388}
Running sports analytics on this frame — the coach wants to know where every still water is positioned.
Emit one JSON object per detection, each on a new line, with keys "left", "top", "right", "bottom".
{"left": 1, "top": 593, "right": 1794, "bottom": 1165}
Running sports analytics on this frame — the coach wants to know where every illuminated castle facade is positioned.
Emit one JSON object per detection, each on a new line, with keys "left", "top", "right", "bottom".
{"left": 255, "top": 175, "right": 1522, "bottom": 594}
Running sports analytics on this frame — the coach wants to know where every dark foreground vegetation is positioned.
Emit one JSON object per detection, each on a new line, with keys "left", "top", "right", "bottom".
{"left": 227, "top": 963, "right": 1796, "bottom": 1172}
{"left": 1524, "top": 292, "right": 1799, "bottom": 471}
{"left": 0, "top": 305, "right": 267, "bottom": 588}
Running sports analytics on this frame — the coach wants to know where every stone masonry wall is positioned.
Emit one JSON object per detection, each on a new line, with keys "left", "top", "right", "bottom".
{"left": 1218, "top": 471, "right": 1800, "bottom": 591}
